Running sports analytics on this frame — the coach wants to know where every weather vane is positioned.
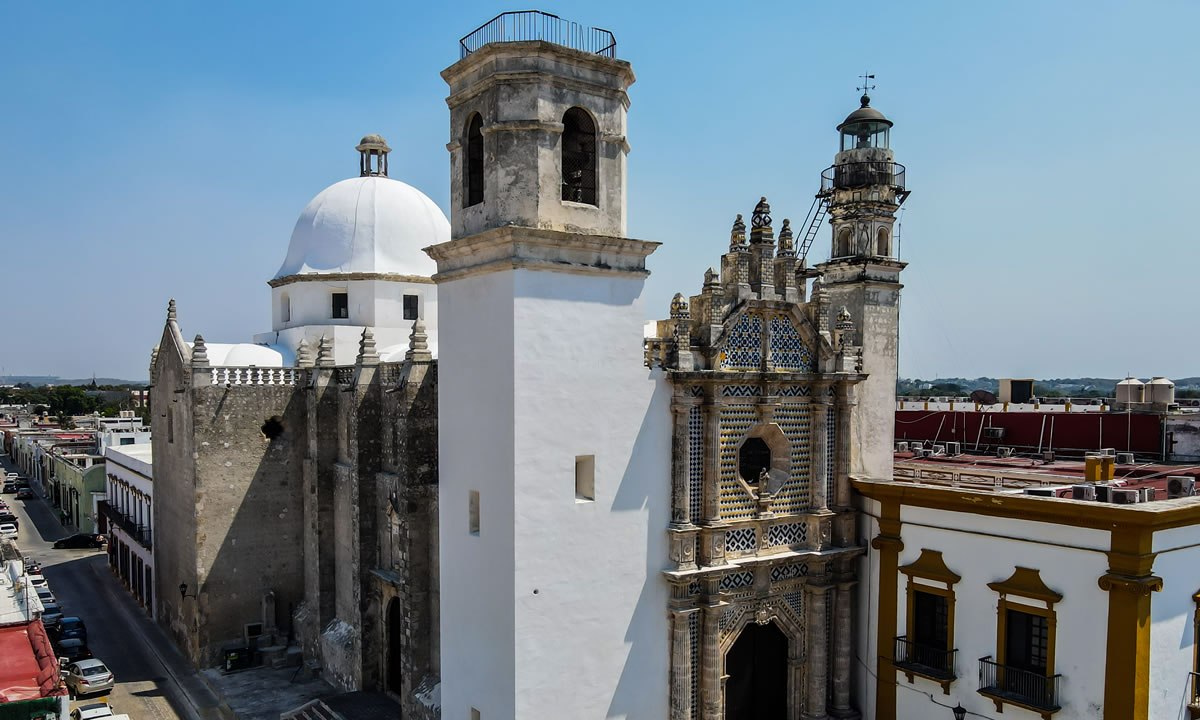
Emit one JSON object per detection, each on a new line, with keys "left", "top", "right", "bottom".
{"left": 857, "top": 72, "right": 876, "bottom": 96}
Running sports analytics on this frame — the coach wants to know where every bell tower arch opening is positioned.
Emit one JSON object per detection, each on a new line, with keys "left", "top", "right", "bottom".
{"left": 724, "top": 621, "right": 789, "bottom": 720}
{"left": 464, "top": 113, "right": 484, "bottom": 207}
{"left": 561, "top": 107, "right": 598, "bottom": 205}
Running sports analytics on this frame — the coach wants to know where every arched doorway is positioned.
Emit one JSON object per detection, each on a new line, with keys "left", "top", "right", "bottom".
{"left": 724, "top": 621, "right": 788, "bottom": 720}
{"left": 387, "top": 598, "right": 402, "bottom": 694}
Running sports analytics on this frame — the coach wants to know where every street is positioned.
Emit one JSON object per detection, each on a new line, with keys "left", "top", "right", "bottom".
{"left": 2, "top": 454, "right": 210, "bottom": 720}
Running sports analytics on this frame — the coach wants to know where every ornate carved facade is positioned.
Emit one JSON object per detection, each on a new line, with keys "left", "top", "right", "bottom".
{"left": 650, "top": 197, "right": 867, "bottom": 720}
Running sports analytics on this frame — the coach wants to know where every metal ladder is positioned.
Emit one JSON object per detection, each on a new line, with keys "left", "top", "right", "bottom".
{"left": 797, "top": 192, "right": 831, "bottom": 263}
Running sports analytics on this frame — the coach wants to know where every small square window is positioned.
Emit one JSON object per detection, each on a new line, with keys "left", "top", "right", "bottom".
{"left": 575, "top": 455, "right": 595, "bottom": 502}
{"left": 403, "top": 294, "right": 419, "bottom": 321}
{"left": 468, "top": 490, "right": 480, "bottom": 536}
{"left": 332, "top": 292, "right": 349, "bottom": 319}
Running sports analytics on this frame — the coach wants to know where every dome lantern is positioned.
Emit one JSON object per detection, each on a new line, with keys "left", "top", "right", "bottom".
{"left": 837, "top": 93, "right": 892, "bottom": 152}
{"left": 356, "top": 133, "right": 391, "bottom": 177}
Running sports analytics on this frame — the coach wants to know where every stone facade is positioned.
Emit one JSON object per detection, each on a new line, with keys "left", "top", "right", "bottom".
{"left": 150, "top": 310, "right": 439, "bottom": 718}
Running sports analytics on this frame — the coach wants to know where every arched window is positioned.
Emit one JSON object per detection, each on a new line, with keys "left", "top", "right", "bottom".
{"left": 280, "top": 293, "right": 290, "bottom": 323}
{"left": 464, "top": 113, "right": 484, "bottom": 207}
{"left": 876, "top": 227, "right": 889, "bottom": 257}
{"left": 837, "top": 227, "right": 854, "bottom": 258}
{"left": 561, "top": 107, "right": 597, "bottom": 205}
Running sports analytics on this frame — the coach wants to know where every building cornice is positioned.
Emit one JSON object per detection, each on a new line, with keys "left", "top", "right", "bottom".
{"left": 425, "top": 226, "right": 659, "bottom": 283}
{"left": 268, "top": 272, "right": 435, "bottom": 289}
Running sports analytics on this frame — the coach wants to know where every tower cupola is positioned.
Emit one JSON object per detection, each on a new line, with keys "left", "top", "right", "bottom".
{"left": 837, "top": 94, "right": 892, "bottom": 151}
{"left": 356, "top": 133, "right": 391, "bottom": 177}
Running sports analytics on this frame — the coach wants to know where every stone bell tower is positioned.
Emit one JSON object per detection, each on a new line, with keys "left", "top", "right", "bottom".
{"left": 815, "top": 90, "right": 908, "bottom": 482}
{"left": 429, "top": 12, "right": 669, "bottom": 720}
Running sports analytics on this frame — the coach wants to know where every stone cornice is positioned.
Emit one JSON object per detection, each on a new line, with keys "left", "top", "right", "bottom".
{"left": 442, "top": 40, "right": 635, "bottom": 99}
{"left": 268, "top": 272, "right": 435, "bottom": 289}
{"left": 424, "top": 226, "right": 659, "bottom": 283}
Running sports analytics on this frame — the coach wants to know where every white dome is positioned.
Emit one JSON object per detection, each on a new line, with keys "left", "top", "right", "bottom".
{"left": 275, "top": 176, "right": 449, "bottom": 279}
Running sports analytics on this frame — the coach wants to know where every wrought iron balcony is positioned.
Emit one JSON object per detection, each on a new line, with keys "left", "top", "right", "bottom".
{"left": 459, "top": 10, "right": 616, "bottom": 59}
{"left": 98, "top": 500, "right": 152, "bottom": 550}
{"left": 821, "top": 161, "right": 906, "bottom": 192}
{"left": 978, "top": 656, "right": 1061, "bottom": 714}
{"left": 894, "top": 636, "right": 956, "bottom": 681}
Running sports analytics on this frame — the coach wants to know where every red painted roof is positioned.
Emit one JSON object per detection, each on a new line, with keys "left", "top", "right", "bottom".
{"left": 0, "top": 621, "right": 64, "bottom": 702}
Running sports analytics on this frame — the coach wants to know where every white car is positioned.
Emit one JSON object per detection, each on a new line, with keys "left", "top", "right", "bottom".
{"left": 71, "top": 701, "right": 116, "bottom": 719}
{"left": 28, "top": 574, "right": 48, "bottom": 589}
{"left": 0, "top": 523, "right": 16, "bottom": 540}
{"left": 62, "top": 658, "right": 114, "bottom": 697}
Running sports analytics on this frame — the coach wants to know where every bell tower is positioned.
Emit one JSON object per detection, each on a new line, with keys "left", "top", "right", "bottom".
{"left": 430, "top": 12, "right": 668, "bottom": 720}
{"left": 442, "top": 17, "right": 633, "bottom": 240}
{"left": 815, "top": 87, "right": 908, "bottom": 482}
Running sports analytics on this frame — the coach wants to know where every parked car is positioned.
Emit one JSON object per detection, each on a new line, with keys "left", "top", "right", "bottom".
{"left": 1, "top": 481, "right": 15, "bottom": 493}
{"left": 53, "top": 534, "right": 103, "bottom": 549}
{"left": 27, "top": 574, "right": 48, "bottom": 589}
{"left": 57, "top": 616, "right": 87, "bottom": 643}
{"left": 0, "top": 523, "right": 16, "bottom": 540}
{"left": 55, "top": 637, "right": 92, "bottom": 662}
{"left": 0, "top": 512, "right": 18, "bottom": 529}
{"left": 41, "top": 602, "right": 64, "bottom": 626}
{"left": 13, "top": 479, "right": 29, "bottom": 489}
{"left": 24, "top": 558, "right": 42, "bottom": 574}
{"left": 71, "top": 702, "right": 115, "bottom": 720}
{"left": 15, "top": 488, "right": 33, "bottom": 500}
{"left": 36, "top": 587, "right": 55, "bottom": 605}
{"left": 71, "top": 702, "right": 117, "bottom": 720}
{"left": 62, "top": 659, "right": 114, "bottom": 697}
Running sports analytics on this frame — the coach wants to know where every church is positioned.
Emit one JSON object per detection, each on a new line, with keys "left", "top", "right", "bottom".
{"left": 149, "top": 11, "right": 907, "bottom": 720}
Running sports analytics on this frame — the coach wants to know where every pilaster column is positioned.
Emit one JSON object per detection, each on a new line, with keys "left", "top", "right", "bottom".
{"left": 670, "top": 608, "right": 697, "bottom": 720}
{"left": 1099, "top": 528, "right": 1162, "bottom": 720}
{"left": 811, "top": 400, "right": 830, "bottom": 512}
{"left": 701, "top": 599, "right": 724, "bottom": 720}
{"left": 834, "top": 383, "right": 855, "bottom": 508}
{"left": 830, "top": 581, "right": 859, "bottom": 718}
{"left": 872, "top": 503, "right": 904, "bottom": 720}
{"left": 804, "top": 582, "right": 830, "bottom": 720}
{"left": 702, "top": 401, "right": 721, "bottom": 523}
{"left": 671, "top": 400, "right": 692, "bottom": 526}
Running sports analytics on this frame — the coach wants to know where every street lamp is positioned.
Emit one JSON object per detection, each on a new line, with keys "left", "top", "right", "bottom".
{"left": 179, "top": 582, "right": 196, "bottom": 600}
{"left": 952, "top": 704, "right": 966, "bottom": 720}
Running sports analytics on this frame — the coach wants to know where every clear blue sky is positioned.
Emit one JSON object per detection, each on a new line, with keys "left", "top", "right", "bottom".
{"left": 2, "top": 1, "right": 1197, "bottom": 382}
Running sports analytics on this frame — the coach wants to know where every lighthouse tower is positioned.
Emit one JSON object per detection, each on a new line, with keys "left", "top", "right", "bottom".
{"left": 427, "top": 13, "right": 670, "bottom": 719}
{"left": 815, "top": 91, "right": 908, "bottom": 482}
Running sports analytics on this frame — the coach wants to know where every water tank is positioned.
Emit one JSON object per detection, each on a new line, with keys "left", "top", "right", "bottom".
{"left": 1147, "top": 377, "right": 1175, "bottom": 407}
{"left": 1115, "top": 377, "right": 1145, "bottom": 405}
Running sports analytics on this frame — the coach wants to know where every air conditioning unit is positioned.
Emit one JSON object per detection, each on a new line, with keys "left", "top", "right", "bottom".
{"left": 1111, "top": 489, "right": 1140, "bottom": 505}
{"left": 997, "top": 447, "right": 1014, "bottom": 458}
{"left": 1025, "top": 488, "right": 1056, "bottom": 497}
{"left": 932, "top": 444, "right": 946, "bottom": 456}
{"left": 945, "top": 442, "right": 961, "bottom": 456}
{"left": 1167, "top": 476, "right": 1196, "bottom": 499}
{"left": 1094, "top": 484, "right": 1112, "bottom": 503}
{"left": 896, "top": 442, "right": 910, "bottom": 453}
{"left": 915, "top": 449, "right": 932, "bottom": 459}
{"left": 1071, "top": 484, "right": 1096, "bottom": 501}
{"left": 1140, "top": 487, "right": 1157, "bottom": 503}
{"left": 1042, "top": 452, "right": 1055, "bottom": 463}
{"left": 1116, "top": 453, "right": 1135, "bottom": 465}
{"left": 983, "top": 427, "right": 1005, "bottom": 440}
{"left": 1102, "top": 448, "right": 1117, "bottom": 457}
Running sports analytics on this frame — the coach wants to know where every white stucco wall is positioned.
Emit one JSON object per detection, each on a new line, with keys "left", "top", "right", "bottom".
{"left": 1149, "top": 525, "right": 1200, "bottom": 720}
{"left": 889, "top": 505, "right": 1110, "bottom": 720}
{"left": 438, "top": 269, "right": 518, "bottom": 719}
{"left": 438, "top": 266, "right": 670, "bottom": 720}
{"left": 855, "top": 496, "right": 882, "bottom": 720}
{"left": 510, "top": 268, "right": 671, "bottom": 720}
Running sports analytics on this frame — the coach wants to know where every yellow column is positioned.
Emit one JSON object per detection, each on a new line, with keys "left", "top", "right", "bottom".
{"left": 872, "top": 500, "right": 903, "bottom": 720}
{"left": 1098, "top": 528, "right": 1161, "bottom": 720}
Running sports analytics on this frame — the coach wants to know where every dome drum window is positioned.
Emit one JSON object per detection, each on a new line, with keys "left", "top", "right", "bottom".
{"left": 561, "top": 107, "right": 598, "bottom": 206}
{"left": 332, "top": 292, "right": 349, "bottom": 320}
